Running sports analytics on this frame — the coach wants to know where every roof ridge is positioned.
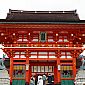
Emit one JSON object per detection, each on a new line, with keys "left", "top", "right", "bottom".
{"left": 9, "top": 9, "right": 77, "bottom": 14}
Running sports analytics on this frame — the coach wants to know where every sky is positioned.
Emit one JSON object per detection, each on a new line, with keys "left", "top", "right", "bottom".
{"left": 0, "top": 0, "right": 85, "bottom": 58}
{"left": 0, "top": 0, "right": 85, "bottom": 20}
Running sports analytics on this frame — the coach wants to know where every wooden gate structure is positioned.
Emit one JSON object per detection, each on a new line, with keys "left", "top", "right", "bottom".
{"left": 0, "top": 9, "right": 85, "bottom": 85}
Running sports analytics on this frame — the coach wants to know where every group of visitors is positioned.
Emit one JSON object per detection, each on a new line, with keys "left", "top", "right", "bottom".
{"left": 30, "top": 74, "right": 54, "bottom": 85}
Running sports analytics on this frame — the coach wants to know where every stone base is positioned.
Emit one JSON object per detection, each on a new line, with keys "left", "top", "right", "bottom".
{"left": 0, "top": 70, "right": 10, "bottom": 85}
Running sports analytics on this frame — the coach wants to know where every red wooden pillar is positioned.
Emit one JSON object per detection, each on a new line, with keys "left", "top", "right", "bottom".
{"left": 54, "top": 51, "right": 61, "bottom": 84}
{"left": 54, "top": 65, "right": 57, "bottom": 84}
{"left": 72, "top": 50, "right": 77, "bottom": 78}
{"left": 29, "top": 66, "right": 32, "bottom": 81}
{"left": 73, "top": 58, "right": 76, "bottom": 78}
{"left": 10, "top": 57, "right": 13, "bottom": 83}
{"left": 57, "top": 50, "right": 61, "bottom": 83}
{"left": 4, "top": 50, "right": 14, "bottom": 84}
{"left": 26, "top": 50, "right": 30, "bottom": 84}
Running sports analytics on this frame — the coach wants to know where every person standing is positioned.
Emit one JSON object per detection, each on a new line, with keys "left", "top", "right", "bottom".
{"left": 30, "top": 77, "right": 35, "bottom": 85}
{"left": 48, "top": 74, "right": 52, "bottom": 84}
{"left": 37, "top": 75, "right": 43, "bottom": 85}
{"left": 37, "top": 78, "right": 43, "bottom": 85}
{"left": 35, "top": 75, "right": 38, "bottom": 85}
{"left": 42, "top": 74, "right": 46, "bottom": 85}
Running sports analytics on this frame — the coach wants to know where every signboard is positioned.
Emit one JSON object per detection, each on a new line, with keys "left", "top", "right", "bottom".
{"left": 26, "top": 64, "right": 29, "bottom": 70}
{"left": 58, "top": 65, "right": 61, "bottom": 70}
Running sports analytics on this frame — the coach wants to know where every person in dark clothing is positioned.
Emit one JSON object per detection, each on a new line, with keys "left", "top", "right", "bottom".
{"left": 35, "top": 75, "right": 38, "bottom": 85}
{"left": 51, "top": 75, "right": 54, "bottom": 84}
{"left": 48, "top": 74, "right": 52, "bottom": 85}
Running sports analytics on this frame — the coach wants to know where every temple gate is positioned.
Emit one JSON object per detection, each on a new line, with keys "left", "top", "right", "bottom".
{"left": 0, "top": 9, "right": 85, "bottom": 85}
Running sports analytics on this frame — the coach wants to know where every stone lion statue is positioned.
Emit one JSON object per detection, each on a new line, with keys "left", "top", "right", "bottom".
{"left": 0, "top": 54, "right": 6, "bottom": 70}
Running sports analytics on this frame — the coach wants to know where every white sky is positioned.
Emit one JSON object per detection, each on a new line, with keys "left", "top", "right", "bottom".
{"left": 0, "top": 0, "right": 85, "bottom": 20}
{"left": 0, "top": 0, "right": 85, "bottom": 58}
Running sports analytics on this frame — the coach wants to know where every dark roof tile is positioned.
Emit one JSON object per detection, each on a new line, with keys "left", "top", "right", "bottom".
{"left": 6, "top": 9, "right": 80, "bottom": 22}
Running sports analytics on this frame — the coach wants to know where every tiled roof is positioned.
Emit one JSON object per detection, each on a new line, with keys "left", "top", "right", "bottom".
{"left": 6, "top": 9, "right": 80, "bottom": 22}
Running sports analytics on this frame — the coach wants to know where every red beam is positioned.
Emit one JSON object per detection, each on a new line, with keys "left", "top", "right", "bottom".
{"left": 29, "top": 58, "right": 57, "bottom": 60}
{"left": 13, "top": 58, "right": 26, "bottom": 60}
{"left": 0, "top": 24, "right": 85, "bottom": 29}
{"left": 3, "top": 46, "right": 84, "bottom": 51}
{"left": 30, "top": 62, "right": 56, "bottom": 66}
{"left": 13, "top": 62, "right": 26, "bottom": 64}
{"left": 60, "top": 63, "right": 73, "bottom": 65}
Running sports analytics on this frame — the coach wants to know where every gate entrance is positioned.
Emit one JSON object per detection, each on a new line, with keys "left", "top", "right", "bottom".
{"left": 30, "top": 61, "right": 55, "bottom": 84}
